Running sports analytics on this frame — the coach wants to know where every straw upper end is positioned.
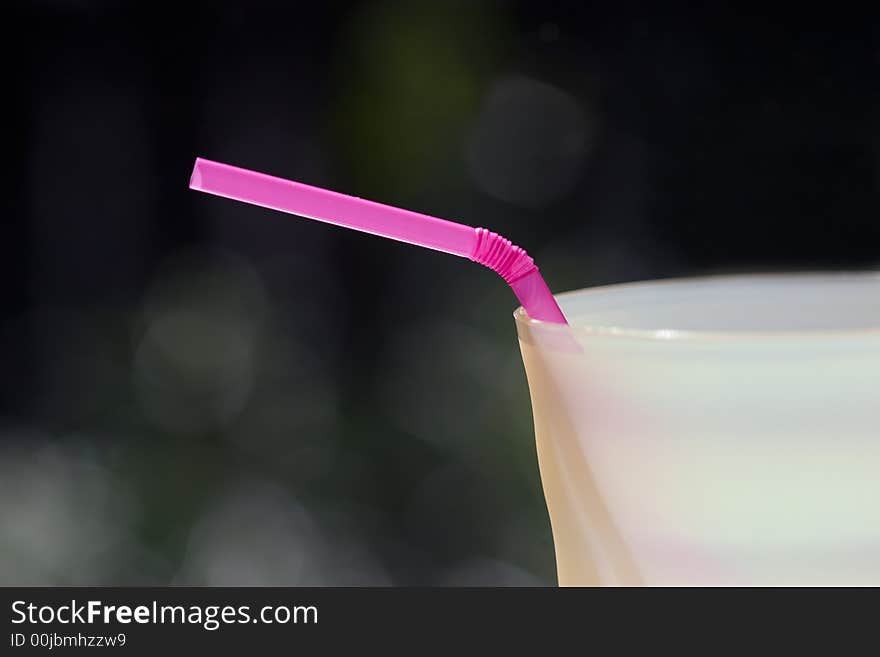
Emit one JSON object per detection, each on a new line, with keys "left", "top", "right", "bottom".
{"left": 189, "top": 158, "right": 204, "bottom": 191}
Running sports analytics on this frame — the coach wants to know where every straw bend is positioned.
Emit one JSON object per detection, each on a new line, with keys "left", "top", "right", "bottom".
{"left": 469, "top": 228, "right": 538, "bottom": 284}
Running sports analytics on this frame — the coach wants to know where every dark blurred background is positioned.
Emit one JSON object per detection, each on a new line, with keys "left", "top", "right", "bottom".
{"left": 1, "top": 1, "right": 878, "bottom": 585}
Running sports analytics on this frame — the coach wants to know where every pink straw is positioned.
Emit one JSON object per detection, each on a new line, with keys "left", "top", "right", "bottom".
{"left": 189, "top": 158, "right": 567, "bottom": 323}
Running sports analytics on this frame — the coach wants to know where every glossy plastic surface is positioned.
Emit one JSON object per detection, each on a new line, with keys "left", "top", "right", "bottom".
{"left": 190, "top": 157, "right": 566, "bottom": 323}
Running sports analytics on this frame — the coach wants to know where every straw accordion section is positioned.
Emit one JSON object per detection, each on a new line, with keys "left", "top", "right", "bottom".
{"left": 469, "top": 227, "right": 538, "bottom": 284}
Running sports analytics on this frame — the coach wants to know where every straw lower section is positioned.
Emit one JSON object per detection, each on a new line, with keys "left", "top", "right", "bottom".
{"left": 469, "top": 228, "right": 537, "bottom": 284}
{"left": 469, "top": 227, "right": 567, "bottom": 324}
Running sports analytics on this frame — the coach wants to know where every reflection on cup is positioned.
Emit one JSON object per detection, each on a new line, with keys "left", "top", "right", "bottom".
{"left": 516, "top": 273, "right": 880, "bottom": 586}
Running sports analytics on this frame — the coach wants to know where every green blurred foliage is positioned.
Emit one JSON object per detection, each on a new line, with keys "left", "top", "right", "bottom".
{"left": 330, "top": 0, "right": 513, "bottom": 197}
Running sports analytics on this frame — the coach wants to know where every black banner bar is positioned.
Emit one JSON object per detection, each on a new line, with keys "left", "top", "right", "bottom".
{"left": 0, "top": 586, "right": 855, "bottom": 652}
{"left": 0, "top": 587, "right": 665, "bottom": 652}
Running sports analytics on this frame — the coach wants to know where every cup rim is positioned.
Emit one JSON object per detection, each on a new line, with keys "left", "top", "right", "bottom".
{"left": 514, "top": 271, "right": 880, "bottom": 342}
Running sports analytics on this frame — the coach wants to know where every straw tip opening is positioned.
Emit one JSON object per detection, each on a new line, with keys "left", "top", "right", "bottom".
{"left": 189, "top": 157, "right": 204, "bottom": 190}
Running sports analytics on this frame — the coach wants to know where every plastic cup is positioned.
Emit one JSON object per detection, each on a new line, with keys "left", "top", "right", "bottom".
{"left": 515, "top": 273, "right": 880, "bottom": 586}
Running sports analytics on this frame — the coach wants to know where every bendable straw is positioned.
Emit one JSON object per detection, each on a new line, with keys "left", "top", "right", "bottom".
{"left": 189, "top": 158, "right": 567, "bottom": 323}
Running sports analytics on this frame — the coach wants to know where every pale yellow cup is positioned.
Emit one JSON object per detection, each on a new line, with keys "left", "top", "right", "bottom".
{"left": 515, "top": 273, "right": 880, "bottom": 586}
